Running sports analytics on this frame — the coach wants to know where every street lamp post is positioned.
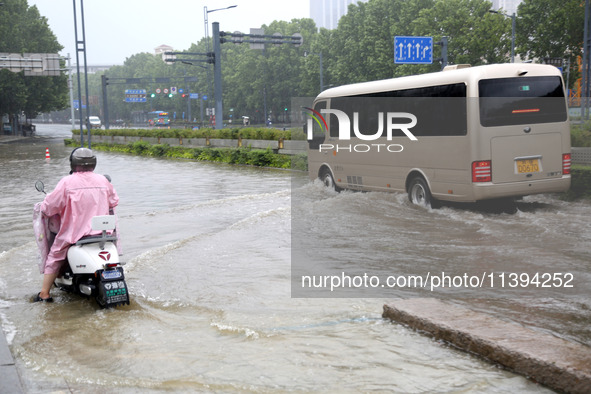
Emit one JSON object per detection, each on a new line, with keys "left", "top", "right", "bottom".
{"left": 489, "top": 10, "right": 516, "bottom": 63}
{"left": 73, "top": 0, "right": 92, "bottom": 147}
{"left": 204, "top": 5, "right": 237, "bottom": 53}
{"left": 212, "top": 22, "right": 223, "bottom": 130}
{"left": 203, "top": 5, "right": 237, "bottom": 124}
{"left": 510, "top": 12, "right": 515, "bottom": 63}
{"left": 304, "top": 51, "right": 324, "bottom": 93}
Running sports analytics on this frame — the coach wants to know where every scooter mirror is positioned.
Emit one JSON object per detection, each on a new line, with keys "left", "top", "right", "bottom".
{"left": 35, "top": 180, "right": 45, "bottom": 194}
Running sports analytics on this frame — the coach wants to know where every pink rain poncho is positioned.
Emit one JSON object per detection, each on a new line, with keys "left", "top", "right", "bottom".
{"left": 34, "top": 171, "right": 119, "bottom": 275}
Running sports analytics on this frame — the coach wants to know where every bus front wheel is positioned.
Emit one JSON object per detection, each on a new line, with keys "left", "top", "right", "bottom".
{"left": 320, "top": 168, "right": 339, "bottom": 192}
{"left": 408, "top": 177, "right": 433, "bottom": 208}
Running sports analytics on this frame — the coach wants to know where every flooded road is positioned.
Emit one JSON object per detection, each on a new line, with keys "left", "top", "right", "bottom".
{"left": 0, "top": 124, "right": 588, "bottom": 392}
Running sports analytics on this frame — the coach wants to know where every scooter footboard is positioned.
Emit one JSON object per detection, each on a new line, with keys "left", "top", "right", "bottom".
{"left": 97, "top": 268, "right": 130, "bottom": 307}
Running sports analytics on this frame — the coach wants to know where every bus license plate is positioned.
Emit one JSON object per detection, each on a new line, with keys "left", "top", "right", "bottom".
{"left": 516, "top": 159, "right": 540, "bottom": 174}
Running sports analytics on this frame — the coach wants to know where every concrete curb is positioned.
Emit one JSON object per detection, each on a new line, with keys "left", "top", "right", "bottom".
{"left": 70, "top": 134, "right": 308, "bottom": 156}
{"left": 0, "top": 328, "right": 24, "bottom": 394}
{"left": 383, "top": 298, "right": 591, "bottom": 394}
{"left": 0, "top": 135, "right": 26, "bottom": 144}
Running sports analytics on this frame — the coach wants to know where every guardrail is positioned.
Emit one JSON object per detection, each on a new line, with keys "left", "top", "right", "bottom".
{"left": 71, "top": 134, "right": 307, "bottom": 156}
{"left": 572, "top": 147, "right": 591, "bottom": 165}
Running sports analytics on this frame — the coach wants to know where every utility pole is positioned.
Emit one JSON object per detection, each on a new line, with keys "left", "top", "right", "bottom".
{"left": 73, "top": 0, "right": 91, "bottom": 147}
{"left": 510, "top": 13, "right": 516, "bottom": 63}
{"left": 67, "top": 54, "right": 75, "bottom": 130}
{"left": 212, "top": 22, "right": 223, "bottom": 130}
{"left": 101, "top": 74, "right": 109, "bottom": 129}
{"left": 583, "top": 0, "right": 590, "bottom": 120}
{"left": 204, "top": 5, "right": 237, "bottom": 124}
{"left": 488, "top": 10, "right": 516, "bottom": 63}
{"left": 436, "top": 37, "right": 448, "bottom": 70}
{"left": 304, "top": 51, "right": 324, "bottom": 93}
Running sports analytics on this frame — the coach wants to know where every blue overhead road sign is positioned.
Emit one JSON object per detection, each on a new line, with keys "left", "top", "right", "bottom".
{"left": 125, "top": 89, "right": 147, "bottom": 103}
{"left": 394, "top": 36, "right": 433, "bottom": 64}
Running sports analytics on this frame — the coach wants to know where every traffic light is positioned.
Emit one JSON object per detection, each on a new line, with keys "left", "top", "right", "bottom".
{"left": 150, "top": 93, "right": 156, "bottom": 98}
{"left": 168, "top": 93, "right": 173, "bottom": 98}
{"left": 181, "top": 93, "right": 188, "bottom": 98}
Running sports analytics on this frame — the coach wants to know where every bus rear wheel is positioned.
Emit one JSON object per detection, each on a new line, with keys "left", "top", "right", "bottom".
{"left": 408, "top": 177, "right": 433, "bottom": 208}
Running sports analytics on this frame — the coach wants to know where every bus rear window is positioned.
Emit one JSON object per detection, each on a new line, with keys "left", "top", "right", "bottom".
{"left": 479, "top": 76, "right": 567, "bottom": 127}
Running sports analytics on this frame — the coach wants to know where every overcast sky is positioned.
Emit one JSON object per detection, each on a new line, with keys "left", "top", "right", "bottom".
{"left": 28, "top": 0, "right": 309, "bottom": 65}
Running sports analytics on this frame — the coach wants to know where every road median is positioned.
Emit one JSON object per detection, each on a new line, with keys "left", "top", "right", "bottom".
{"left": 383, "top": 298, "right": 591, "bottom": 394}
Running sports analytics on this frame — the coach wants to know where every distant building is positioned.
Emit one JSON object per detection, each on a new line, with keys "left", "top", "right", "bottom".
{"left": 491, "top": 0, "right": 522, "bottom": 15}
{"left": 154, "top": 44, "right": 174, "bottom": 61}
{"left": 310, "top": 0, "right": 368, "bottom": 30}
{"left": 70, "top": 64, "right": 115, "bottom": 74}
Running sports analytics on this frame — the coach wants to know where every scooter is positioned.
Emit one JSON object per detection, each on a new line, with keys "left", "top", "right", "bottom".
{"left": 35, "top": 180, "right": 130, "bottom": 308}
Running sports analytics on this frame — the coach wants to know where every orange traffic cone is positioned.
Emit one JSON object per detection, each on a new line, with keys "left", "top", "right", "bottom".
{"left": 45, "top": 147, "right": 50, "bottom": 162}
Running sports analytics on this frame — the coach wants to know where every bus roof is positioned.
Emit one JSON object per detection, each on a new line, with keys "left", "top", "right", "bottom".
{"left": 316, "top": 63, "right": 563, "bottom": 99}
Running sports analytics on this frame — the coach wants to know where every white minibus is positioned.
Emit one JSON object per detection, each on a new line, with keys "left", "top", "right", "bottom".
{"left": 306, "top": 63, "right": 571, "bottom": 206}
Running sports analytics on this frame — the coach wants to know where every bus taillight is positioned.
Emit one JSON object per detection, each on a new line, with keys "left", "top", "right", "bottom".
{"left": 472, "top": 160, "right": 492, "bottom": 182}
{"left": 562, "top": 153, "right": 571, "bottom": 175}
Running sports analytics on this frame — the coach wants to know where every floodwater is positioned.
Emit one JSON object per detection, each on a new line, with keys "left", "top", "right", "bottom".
{"left": 0, "top": 124, "right": 588, "bottom": 392}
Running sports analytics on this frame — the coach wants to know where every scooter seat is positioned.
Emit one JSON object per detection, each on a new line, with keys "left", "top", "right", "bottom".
{"left": 75, "top": 234, "right": 118, "bottom": 246}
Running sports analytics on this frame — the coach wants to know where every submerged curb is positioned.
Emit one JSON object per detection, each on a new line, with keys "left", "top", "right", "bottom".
{"left": 0, "top": 328, "right": 23, "bottom": 393}
{"left": 383, "top": 298, "right": 591, "bottom": 393}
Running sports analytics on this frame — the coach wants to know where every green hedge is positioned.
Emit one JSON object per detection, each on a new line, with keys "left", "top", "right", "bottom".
{"left": 563, "top": 165, "right": 591, "bottom": 200}
{"left": 77, "top": 127, "right": 307, "bottom": 141}
{"left": 571, "top": 121, "right": 591, "bottom": 147}
{"left": 65, "top": 139, "right": 308, "bottom": 171}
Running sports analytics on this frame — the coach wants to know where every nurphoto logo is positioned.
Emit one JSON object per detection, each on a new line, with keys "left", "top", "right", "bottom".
{"left": 304, "top": 107, "right": 418, "bottom": 153}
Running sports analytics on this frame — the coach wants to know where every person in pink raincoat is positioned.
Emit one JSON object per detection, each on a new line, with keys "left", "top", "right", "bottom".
{"left": 33, "top": 147, "right": 119, "bottom": 302}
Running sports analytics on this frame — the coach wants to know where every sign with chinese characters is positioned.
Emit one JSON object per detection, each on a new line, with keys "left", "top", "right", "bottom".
{"left": 125, "top": 89, "right": 147, "bottom": 103}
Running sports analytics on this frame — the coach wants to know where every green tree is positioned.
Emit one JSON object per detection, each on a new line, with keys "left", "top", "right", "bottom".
{"left": 315, "top": 0, "right": 509, "bottom": 88}
{"left": 262, "top": 19, "right": 315, "bottom": 123}
{"left": 516, "top": 0, "right": 584, "bottom": 87}
{"left": 86, "top": 48, "right": 206, "bottom": 126}
{"left": 327, "top": 0, "right": 408, "bottom": 84}
{"left": 0, "top": 0, "right": 68, "bottom": 129}
{"left": 223, "top": 40, "right": 265, "bottom": 123}
{"left": 411, "top": 0, "right": 510, "bottom": 66}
